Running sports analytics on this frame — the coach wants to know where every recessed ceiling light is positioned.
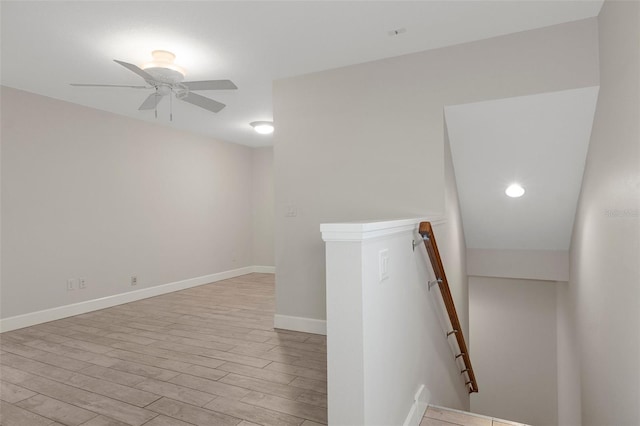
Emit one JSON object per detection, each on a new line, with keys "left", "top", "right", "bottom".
{"left": 505, "top": 183, "right": 525, "bottom": 198}
{"left": 250, "top": 121, "right": 274, "bottom": 135}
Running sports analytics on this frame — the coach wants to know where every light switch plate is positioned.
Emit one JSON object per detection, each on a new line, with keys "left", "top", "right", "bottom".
{"left": 379, "top": 249, "right": 389, "bottom": 282}
{"left": 67, "top": 279, "right": 76, "bottom": 291}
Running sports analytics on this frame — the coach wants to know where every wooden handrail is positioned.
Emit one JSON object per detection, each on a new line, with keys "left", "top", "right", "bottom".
{"left": 419, "top": 221, "right": 478, "bottom": 394}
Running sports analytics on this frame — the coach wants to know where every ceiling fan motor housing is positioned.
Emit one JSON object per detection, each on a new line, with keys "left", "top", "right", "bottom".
{"left": 155, "top": 85, "right": 173, "bottom": 96}
{"left": 144, "top": 67, "right": 185, "bottom": 85}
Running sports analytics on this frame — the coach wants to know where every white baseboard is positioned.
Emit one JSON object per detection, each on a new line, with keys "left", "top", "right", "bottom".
{"left": 252, "top": 265, "right": 276, "bottom": 273}
{"left": 274, "top": 314, "right": 327, "bottom": 335}
{"left": 403, "top": 384, "right": 431, "bottom": 426}
{"left": 0, "top": 266, "right": 275, "bottom": 333}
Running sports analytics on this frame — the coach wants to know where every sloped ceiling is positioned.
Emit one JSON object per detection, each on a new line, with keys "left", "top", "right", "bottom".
{"left": 445, "top": 87, "right": 600, "bottom": 251}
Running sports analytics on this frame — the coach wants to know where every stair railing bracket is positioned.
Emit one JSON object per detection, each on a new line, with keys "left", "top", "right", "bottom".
{"left": 428, "top": 278, "right": 442, "bottom": 291}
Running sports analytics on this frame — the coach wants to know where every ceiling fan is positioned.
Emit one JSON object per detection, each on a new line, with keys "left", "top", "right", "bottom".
{"left": 71, "top": 50, "right": 237, "bottom": 119}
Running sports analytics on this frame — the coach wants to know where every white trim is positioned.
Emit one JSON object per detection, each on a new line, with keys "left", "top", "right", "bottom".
{"left": 274, "top": 314, "right": 327, "bottom": 335}
{"left": 320, "top": 216, "right": 446, "bottom": 242}
{"left": 0, "top": 266, "right": 274, "bottom": 333}
{"left": 251, "top": 265, "right": 276, "bottom": 274}
{"left": 403, "top": 385, "right": 431, "bottom": 426}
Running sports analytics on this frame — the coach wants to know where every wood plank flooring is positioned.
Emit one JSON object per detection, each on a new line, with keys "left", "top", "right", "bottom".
{"left": 422, "top": 405, "right": 529, "bottom": 426}
{"left": 0, "top": 273, "right": 327, "bottom": 426}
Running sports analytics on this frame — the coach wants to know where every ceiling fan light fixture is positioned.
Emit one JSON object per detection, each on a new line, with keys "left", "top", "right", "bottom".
{"left": 250, "top": 121, "right": 274, "bottom": 135}
{"left": 142, "top": 50, "right": 186, "bottom": 77}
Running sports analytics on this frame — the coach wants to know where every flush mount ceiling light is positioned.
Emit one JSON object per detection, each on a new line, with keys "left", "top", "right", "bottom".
{"left": 250, "top": 121, "right": 274, "bottom": 135}
{"left": 505, "top": 183, "right": 525, "bottom": 198}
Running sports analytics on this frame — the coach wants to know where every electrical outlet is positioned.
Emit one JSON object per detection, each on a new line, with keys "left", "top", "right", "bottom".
{"left": 131, "top": 276, "right": 138, "bottom": 286}
{"left": 78, "top": 278, "right": 87, "bottom": 289}
{"left": 67, "top": 279, "right": 77, "bottom": 291}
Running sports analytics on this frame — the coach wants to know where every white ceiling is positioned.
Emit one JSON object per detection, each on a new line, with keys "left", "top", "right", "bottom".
{"left": 445, "top": 87, "right": 600, "bottom": 251}
{"left": 1, "top": 1, "right": 603, "bottom": 147}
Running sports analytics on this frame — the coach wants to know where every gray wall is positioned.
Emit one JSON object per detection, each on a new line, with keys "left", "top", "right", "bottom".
{"left": 252, "top": 147, "right": 275, "bottom": 267}
{"left": 469, "top": 276, "right": 559, "bottom": 426}
{"left": 1, "top": 87, "right": 273, "bottom": 320}
{"left": 556, "top": 280, "right": 581, "bottom": 426}
{"left": 568, "top": 1, "right": 640, "bottom": 425}
{"left": 442, "top": 122, "right": 469, "bottom": 338}
{"left": 273, "top": 19, "right": 599, "bottom": 324}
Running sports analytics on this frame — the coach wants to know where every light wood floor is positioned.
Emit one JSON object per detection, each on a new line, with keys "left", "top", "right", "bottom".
{"left": 0, "top": 273, "right": 327, "bottom": 426}
{"left": 422, "top": 406, "right": 528, "bottom": 426}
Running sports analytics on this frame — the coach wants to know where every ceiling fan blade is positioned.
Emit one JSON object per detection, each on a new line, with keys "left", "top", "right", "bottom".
{"left": 138, "top": 93, "right": 164, "bottom": 110}
{"left": 182, "top": 80, "right": 237, "bottom": 91}
{"left": 114, "top": 59, "right": 155, "bottom": 82}
{"left": 71, "top": 83, "right": 149, "bottom": 89}
{"left": 181, "top": 92, "right": 225, "bottom": 113}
